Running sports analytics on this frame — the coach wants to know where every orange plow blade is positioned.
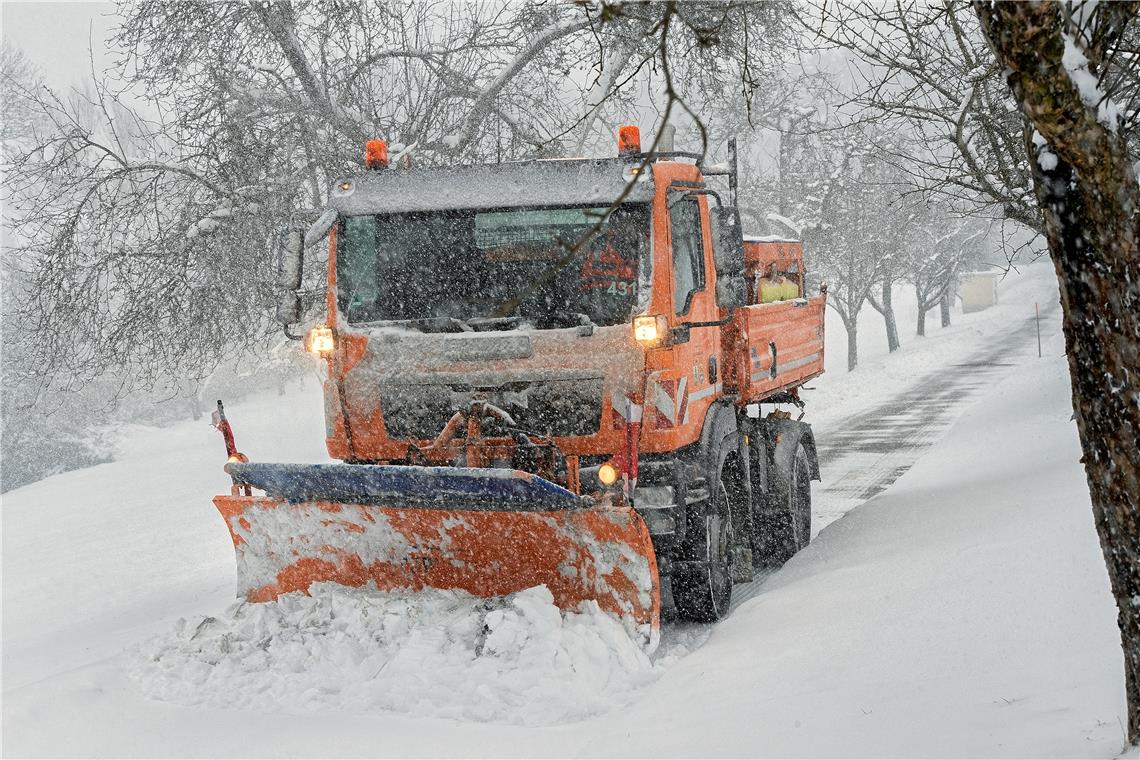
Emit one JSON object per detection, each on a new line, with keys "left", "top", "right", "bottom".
{"left": 213, "top": 481, "right": 660, "bottom": 645}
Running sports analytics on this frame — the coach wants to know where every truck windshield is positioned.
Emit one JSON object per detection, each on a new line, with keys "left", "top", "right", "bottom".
{"left": 337, "top": 203, "right": 650, "bottom": 328}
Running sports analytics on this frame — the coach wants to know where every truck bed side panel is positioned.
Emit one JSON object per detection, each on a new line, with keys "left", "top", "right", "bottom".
{"left": 737, "top": 295, "right": 826, "bottom": 403}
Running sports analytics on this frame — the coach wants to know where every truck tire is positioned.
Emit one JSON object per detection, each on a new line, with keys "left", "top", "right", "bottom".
{"left": 758, "top": 443, "right": 812, "bottom": 567}
{"left": 673, "top": 463, "right": 736, "bottom": 622}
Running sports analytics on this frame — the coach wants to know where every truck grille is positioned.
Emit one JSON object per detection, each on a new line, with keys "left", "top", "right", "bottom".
{"left": 378, "top": 378, "right": 604, "bottom": 439}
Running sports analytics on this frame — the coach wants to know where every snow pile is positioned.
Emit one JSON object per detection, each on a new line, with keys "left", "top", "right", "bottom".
{"left": 131, "top": 583, "right": 657, "bottom": 726}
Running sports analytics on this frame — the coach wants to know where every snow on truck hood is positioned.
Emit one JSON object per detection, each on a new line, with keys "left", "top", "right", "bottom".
{"left": 328, "top": 157, "right": 655, "bottom": 216}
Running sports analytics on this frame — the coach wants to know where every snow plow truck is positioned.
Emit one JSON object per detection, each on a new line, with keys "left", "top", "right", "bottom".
{"left": 212, "top": 127, "right": 825, "bottom": 647}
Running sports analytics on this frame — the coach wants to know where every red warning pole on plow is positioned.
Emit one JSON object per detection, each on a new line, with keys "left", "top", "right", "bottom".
{"left": 211, "top": 400, "right": 250, "bottom": 495}
{"left": 212, "top": 400, "right": 240, "bottom": 460}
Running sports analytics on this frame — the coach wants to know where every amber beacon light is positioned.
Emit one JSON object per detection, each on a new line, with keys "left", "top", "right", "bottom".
{"left": 618, "top": 125, "right": 641, "bottom": 156}
{"left": 365, "top": 139, "right": 389, "bottom": 169}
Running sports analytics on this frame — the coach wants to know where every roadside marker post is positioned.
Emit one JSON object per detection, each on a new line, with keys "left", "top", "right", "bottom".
{"left": 1036, "top": 303, "right": 1042, "bottom": 358}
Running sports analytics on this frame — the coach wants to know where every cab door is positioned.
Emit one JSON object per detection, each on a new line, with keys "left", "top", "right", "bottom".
{"left": 643, "top": 190, "right": 722, "bottom": 445}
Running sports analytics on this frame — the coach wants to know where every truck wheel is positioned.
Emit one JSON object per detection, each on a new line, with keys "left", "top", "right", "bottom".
{"left": 759, "top": 443, "right": 812, "bottom": 567}
{"left": 673, "top": 467, "right": 735, "bottom": 622}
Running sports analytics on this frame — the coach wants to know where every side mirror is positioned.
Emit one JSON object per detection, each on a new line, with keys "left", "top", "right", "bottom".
{"left": 274, "top": 209, "right": 337, "bottom": 331}
{"left": 276, "top": 292, "right": 303, "bottom": 325}
{"left": 275, "top": 226, "right": 307, "bottom": 333}
{"left": 710, "top": 206, "right": 746, "bottom": 310}
{"left": 278, "top": 228, "right": 304, "bottom": 291}
{"left": 304, "top": 208, "right": 338, "bottom": 249}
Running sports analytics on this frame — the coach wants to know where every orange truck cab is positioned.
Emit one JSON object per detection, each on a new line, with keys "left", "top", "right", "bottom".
{"left": 271, "top": 129, "right": 826, "bottom": 623}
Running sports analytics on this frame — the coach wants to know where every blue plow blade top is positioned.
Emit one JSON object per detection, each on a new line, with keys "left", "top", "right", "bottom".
{"left": 224, "top": 462, "right": 590, "bottom": 512}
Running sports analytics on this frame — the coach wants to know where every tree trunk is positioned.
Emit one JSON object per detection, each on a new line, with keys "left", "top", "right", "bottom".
{"left": 846, "top": 318, "right": 858, "bottom": 372}
{"left": 867, "top": 276, "right": 901, "bottom": 353}
{"left": 977, "top": 1, "right": 1140, "bottom": 742}
{"left": 1037, "top": 148, "right": 1140, "bottom": 749}
{"left": 915, "top": 284, "right": 927, "bottom": 337}
{"left": 940, "top": 292, "right": 951, "bottom": 328}
{"left": 883, "top": 279, "right": 900, "bottom": 352}
{"left": 885, "top": 305, "right": 900, "bottom": 351}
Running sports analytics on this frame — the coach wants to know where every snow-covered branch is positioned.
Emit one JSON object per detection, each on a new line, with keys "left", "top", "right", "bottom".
{"left": 441, "top": 15, "right": 594, "bottom": 152}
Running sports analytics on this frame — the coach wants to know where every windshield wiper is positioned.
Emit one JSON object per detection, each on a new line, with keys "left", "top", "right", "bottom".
{"left": 528, "top": 310, "right": 596, "bottom": 331}
{"left": 463, "top": 316, "right": 525, "bottom": 332}
{"left": 382, "top": 317, "right": 472, "bottom": 334}
{"left": 557, "top": 310, "right": 596, "bottom": 328}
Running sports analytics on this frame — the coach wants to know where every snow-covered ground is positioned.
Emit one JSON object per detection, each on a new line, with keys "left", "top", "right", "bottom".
{"left": 2, "top": 259, "right": 1130, "bottom": 757}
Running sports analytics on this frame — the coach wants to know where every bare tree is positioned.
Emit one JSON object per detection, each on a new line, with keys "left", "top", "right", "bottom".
{"left": 809, "top": 1, "right": 1043, "bottom": 234}
{"left": 4, "top": 1, "right": 798, "bottom": 402}
{"left": 907, "top": 213, "right": 983, "bottom": 337}
{"left": 2, "top": 48, "right": 118, "bottom": 491}
{"left": 974, "top": 1, "right": 1140, "bottom": 743}
{"left": 801, "top": 149, "right": 889, "bottom": 372}
{"left": 864, "top": 168, "right": 925, "bottom": 353}
{"left": 815, "top": 230, "right": 877, "bottom": 372}
{"left": 865, "top": 264, "right": 902, "bottom": 352}
{"left": 0, "top": 46, "right": 43, "bottom": 154}
{"left": 775, "top": 116, "right": 905, "bottom": 371}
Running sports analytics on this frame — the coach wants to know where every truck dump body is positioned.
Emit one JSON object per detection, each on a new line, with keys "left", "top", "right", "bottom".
{"left": 734, "top": 299, "right": 826, "bottom": 402}
{"left": 734, "top": 238, "right": 825, "bottom": 400}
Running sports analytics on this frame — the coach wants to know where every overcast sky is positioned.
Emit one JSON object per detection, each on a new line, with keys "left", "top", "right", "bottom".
{"left": 2, "top": 2, "right": 117, "bottom": 88}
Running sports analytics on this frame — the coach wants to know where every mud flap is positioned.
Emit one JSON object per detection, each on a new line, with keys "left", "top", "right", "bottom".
{"left": 761, "top": 418, "right": 820, "bottom": 482}
{"left": 214, "top": 463, "right": 660, "bottom": 647}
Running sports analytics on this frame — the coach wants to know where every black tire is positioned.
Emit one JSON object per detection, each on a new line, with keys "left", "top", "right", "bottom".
{"left": 758, "top": 443, "right": 812, "bottom": 567}
{"left": 673, "top": 465, "right": 736, "bottom": 623}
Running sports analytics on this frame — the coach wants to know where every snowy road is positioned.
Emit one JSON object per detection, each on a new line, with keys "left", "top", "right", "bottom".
{"left": 662, "top": 305, "right": 1051, "bottom": 651}
{"left": 811, "top": 309, "right": 1046, "bottom": 532}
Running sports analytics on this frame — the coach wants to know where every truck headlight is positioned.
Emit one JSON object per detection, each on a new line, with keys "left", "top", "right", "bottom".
{"left": 306, "top": 326, "right": 335, "bottom": 356}
{"left": 633, "top": 314, "right": 666, "bottom": 346}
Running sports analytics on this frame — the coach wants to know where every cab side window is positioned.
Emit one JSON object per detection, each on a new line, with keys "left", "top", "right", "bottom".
{"left": 339, "top": 216, "right": 380, "bottom": 322}
{"left": 670, "top": 198, "right": 705, "bottom": 315}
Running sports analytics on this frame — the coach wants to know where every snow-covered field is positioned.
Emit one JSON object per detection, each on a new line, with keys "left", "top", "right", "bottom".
{"left": 2, "top": 260, "right": 1130, "bottom": 757}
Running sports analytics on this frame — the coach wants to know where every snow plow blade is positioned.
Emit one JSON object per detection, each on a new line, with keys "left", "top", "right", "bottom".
{"left": 214, "top": 463, "right": 660, "bottom": 642}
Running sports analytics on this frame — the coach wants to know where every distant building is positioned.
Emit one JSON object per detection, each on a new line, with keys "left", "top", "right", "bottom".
{"left": 959, "top": 271, "right": 1000, "bottom": 313}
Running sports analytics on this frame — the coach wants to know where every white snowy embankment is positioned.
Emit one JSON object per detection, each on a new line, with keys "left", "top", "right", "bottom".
{"left": 2, "top": 260, "right": 1130, "bottom": 756}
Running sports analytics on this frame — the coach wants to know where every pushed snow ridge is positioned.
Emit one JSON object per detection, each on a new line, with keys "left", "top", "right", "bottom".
{"left": 131, "top": 584, "right": 659, "bottom": 725}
